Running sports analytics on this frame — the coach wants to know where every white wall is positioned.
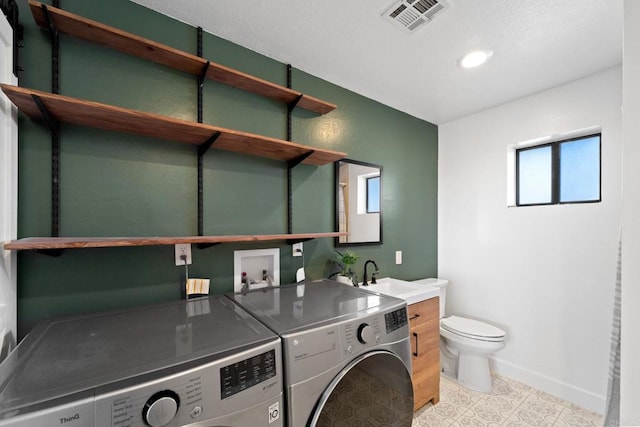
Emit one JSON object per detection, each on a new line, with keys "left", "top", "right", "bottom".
{"left": 621, "top": 1, "right": 640, "bottom": 424}
{"left": 439, "top": 67, "right": 622, "bottom": 414}
{"left": 0, "top": 14, "right": 18, "bottom": 361}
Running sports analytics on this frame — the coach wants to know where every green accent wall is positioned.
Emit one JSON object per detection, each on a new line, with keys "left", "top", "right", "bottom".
{"left": 14, "top": 0, "right": 438, "bottom": 338}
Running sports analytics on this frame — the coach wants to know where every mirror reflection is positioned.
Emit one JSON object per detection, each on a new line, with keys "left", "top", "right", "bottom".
{"left": 335, "top": 159, "right": 382, "bottom": 246}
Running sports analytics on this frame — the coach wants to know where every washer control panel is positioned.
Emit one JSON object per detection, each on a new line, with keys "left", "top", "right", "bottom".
{"left": 92, "top": 344, "right": 281, "bottom": 427}
{"left": 220, "top": 349, "right": 277, "bottom": 399}
{"left": 106, "top": 372, "right": 205, "bottom": 427}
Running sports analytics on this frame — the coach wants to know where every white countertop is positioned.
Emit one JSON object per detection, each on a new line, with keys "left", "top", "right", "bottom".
{"left": 362, "top": 277, "right": 439, "bottom": 305}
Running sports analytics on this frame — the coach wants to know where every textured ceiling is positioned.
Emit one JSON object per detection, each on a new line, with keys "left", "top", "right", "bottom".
{"left": 129, "top": 0, "right": 623, "bottom": 124}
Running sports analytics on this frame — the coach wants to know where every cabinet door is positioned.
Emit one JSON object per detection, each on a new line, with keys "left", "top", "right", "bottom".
{"left": 409, "top": 297, "right": 440, "bottom": 410}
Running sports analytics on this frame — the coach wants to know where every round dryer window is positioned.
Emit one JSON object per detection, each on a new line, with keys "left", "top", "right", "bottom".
{"left": 310, "top": 351, "right": 414, "bottom": 427}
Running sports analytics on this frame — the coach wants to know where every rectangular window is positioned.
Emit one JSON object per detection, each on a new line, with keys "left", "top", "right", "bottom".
{"left": 366, "top": 176, "right": 380, "bottom": 213}
{"left": 518, "top": 145, "right": 553, "bottom": 205}
{"left": 516, "top": 134, "right": 601, "bottom": 206}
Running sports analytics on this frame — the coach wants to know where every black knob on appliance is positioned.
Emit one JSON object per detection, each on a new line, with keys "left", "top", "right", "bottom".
{"left": 357, "top": 323, "right": 375, "bottom": 344}
{"left": 142, "top": 390, "right": 180, "bottom": 427}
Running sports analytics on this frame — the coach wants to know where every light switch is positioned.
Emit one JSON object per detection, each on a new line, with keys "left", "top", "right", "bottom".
{"left": 395, "top": 251, "right": 402, "bottom": 265}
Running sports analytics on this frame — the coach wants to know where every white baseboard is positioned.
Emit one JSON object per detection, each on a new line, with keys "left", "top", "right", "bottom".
{"left": 490, "top": 356, "right": 605, "bottom": 415}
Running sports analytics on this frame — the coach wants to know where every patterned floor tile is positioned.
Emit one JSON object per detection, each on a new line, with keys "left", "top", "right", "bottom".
{"left": 441, "top": 376, "right": 484, "bottom": 403}
{"left": 412, "top": 373, "right": 603, "bottom": 427}
{"left": 505, "top": 406, "right": 555, "bottom": 427}
{"left": 493, "top": 375, "right": 534, "bottom": 399}
{"left": 412, "top": 406, "right": 454, "bottom": 427}
{"left": 457, "top": 412, "right": 498, "bottom": 427}
{"left": 519, "top": 394, "right": 564, "bottom": 424}
{"left": 464, "top": 396, "right": 518, "bottom": 425}
{"left": 554, "top": 405, "right": 603, "bottom": 427}
{"left": 503, "top": 420, "right": 536, "bottom": 427}
{"left": 432, "top": 401, "right": 472, "bottom": 420}
{"left": 531, "top": 387, "right": 571, "bottom": 407}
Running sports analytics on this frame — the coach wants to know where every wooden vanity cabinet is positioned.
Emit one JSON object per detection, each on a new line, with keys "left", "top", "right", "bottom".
{"left": 408, "top": 297, "right": 440, "bottom": 410}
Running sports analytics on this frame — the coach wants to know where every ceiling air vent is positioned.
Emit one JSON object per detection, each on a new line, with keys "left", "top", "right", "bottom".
{"left": 382, "top": 0, "right": 450, "bottom": 34}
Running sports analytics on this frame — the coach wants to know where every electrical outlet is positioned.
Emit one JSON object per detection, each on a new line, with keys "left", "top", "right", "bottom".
{"left": 395, "top": 250, "right": 402, "bottom": 265}
{"left": 293, "top": 242, "right": 303, "bottom": 257}
{"left": 175, "top": 244, "right": 192, "bottom": 266}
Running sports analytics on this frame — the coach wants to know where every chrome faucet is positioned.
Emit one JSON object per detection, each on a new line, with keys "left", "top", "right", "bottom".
{"left": 363, "top": 260, "right": 379, "bottom": 286}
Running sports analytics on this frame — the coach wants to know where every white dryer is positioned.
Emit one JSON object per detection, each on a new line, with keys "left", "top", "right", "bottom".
{"left": 228, "top": 279, "right": 413, "bottom": 427}
{"left": 0, "top": 296, "right": 283, "bottom": 427}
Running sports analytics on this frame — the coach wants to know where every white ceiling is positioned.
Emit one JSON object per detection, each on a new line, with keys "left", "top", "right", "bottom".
{"left": 129, "top": 0, "right": 623, "bottom": 124}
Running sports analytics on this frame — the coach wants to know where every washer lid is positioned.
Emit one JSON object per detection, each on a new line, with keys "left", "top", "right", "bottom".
{"left": 440, "top": 315, "right": 505, "bottom": 339}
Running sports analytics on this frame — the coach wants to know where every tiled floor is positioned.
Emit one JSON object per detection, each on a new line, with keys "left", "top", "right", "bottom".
{"left": 412, "top": 374, "right": 603, "bottom": 426}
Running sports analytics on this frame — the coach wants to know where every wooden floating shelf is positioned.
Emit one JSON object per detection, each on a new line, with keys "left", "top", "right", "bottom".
{"left": 29, "top": 0, "right": 336, "bottom": 115}
{"left": 4, "top": 233, "right": 348, "bottom": 251}
{"left": 0, "top": 85, "right": 346, "bottom": 166}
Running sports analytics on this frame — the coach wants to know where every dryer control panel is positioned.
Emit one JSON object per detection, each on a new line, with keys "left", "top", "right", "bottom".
{"left": 384, "top": 307, "right": 408, "bottom": 333}
{"left": 343, "top": 317, "right": 382, "bottom": 352}
{"left": 342, "top": 307, "right": 408, "bottom": 357}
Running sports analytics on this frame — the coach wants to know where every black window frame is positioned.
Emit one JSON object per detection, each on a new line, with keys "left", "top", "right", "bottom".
{"left": 366, "top": 176, "right": 380, "bottom": 214}
{"left": 516, "top": 133, "right": 602, "bottom": 207}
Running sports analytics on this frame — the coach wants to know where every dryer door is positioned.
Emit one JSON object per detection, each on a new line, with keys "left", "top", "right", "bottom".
{"left": 309, "top": 351, "right": 413, "bottom": 427}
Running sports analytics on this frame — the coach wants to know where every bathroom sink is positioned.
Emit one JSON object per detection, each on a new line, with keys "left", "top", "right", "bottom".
{"left": 363, "top": 277, "right": 439, "bottom": 305}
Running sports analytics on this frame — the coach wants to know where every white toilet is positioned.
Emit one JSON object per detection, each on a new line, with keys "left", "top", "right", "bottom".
{"left": 412, "top": 278, "right": 506, "bottom": 393}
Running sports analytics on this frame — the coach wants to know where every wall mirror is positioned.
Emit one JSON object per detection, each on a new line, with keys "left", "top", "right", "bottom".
{"left": 335, "top": 159, "right": 382, "bottom": 246}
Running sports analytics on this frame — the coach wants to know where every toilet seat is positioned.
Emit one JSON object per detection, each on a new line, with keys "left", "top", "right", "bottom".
{"left": 441, "top": 315, "right": 505, "bottom": 342}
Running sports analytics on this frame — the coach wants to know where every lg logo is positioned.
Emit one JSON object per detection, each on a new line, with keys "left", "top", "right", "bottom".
{"left": 268, "top": 402, "right": 280, "bottom": 424}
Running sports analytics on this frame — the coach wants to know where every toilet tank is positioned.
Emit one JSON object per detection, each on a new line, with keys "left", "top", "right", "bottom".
{"left": 411, "top": 278, "right": 449, "bottom": 318}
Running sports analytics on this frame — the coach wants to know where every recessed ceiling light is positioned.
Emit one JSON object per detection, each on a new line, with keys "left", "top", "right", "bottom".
{"left": 459, "top": 50, "right": 493, "bottom": 69}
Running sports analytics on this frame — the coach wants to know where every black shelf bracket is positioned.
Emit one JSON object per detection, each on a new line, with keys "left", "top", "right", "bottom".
{"left": 287, "top": 150, "right": 314, "bottom": 170}
{"left": 287, "top": 94, "right": 303, "bottom": 113}
{"left": 32, "top": 94, "right": 59, "bottom": 136}
{"left": 36, "top": 249, "right": 63, "bottom": 257}
{"left": 40, "top": 4, "right": 58, "bottom": 39}
{"left": 198, "top": 60, "right": 210, "bottom": 89}
{"left": 196, "top": 242, "right": 220, "bottom": 250}
{"left": 199, "top": 131, "right": 220, "bottom": 157}
{"left": 285, "top": 237, "right": 314, "bottom": 245}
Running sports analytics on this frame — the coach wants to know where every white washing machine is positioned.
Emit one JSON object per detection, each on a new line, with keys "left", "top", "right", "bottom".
{"left": 0, "top": 296, "right": 283, "bottom": 427}
{"left": 228, "top": 279, "right": 413, "bottom": 427}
